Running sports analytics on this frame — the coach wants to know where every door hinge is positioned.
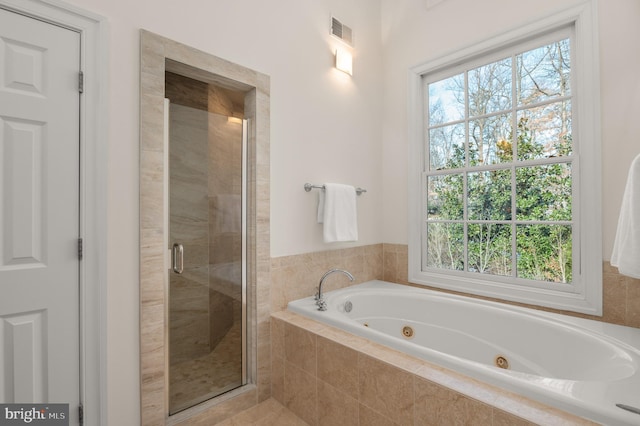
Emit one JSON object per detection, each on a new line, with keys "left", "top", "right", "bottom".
{"left": 79, "top": 404, "right": 84, "bottom": 426}
{"left": 78, "top": 71, "right": 84, "bottom": 93}
{"left": 78, "top": 238, "right": 83, "bottom": 261}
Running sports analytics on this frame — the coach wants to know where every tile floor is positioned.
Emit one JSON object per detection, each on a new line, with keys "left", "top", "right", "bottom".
{"left": 218, "top": 399, "right": 308, "bottom": 425}
{"left": 170, "top": 320, "right": 243, "bottom": 413}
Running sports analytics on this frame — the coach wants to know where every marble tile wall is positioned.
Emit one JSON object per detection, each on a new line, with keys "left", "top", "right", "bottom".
{"left": 271, "top": 310, "right": 598, "bottom": 426}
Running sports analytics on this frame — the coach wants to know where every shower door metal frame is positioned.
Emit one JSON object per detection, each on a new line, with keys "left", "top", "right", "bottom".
{"left": 241, "top": 118, "right": 248, "bottom": 386}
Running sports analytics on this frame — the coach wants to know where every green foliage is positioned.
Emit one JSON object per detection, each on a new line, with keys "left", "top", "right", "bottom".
{"left": 516, "top": 225, "right": 572, "bottom": 282}
{"left": 427, "top": 102, "right": 572, "bottom": 284}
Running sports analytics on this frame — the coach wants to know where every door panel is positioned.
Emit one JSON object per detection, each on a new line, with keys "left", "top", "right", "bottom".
{"left": 2, "top": 118, "right": 46, "bottom": 267}
{"left": 0, "top": 7, "right": 80, "bottom": 418}
{"left": 0, "top": 310, "right": 46, "bottom": 401}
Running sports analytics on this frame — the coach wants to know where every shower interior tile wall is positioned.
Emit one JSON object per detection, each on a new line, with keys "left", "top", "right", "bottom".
{"left": 166, "top": 73, "right": 211, "bottom": 364}
{"left": 271, "top": 243, "right": 640, "bottom": 328}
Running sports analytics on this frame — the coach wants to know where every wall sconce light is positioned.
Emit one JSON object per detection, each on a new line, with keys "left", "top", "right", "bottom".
{"left": 335, "top": 48, "right": 353, "bottom": 76}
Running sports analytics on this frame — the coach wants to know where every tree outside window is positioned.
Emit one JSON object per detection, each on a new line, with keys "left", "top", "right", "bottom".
{"left": 424, "top": 39, "right": 573, "bottom": 284}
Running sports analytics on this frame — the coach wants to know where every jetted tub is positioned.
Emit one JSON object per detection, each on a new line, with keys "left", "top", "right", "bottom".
{"left": 288, "top": 280, "right": 640, "bottom": 425}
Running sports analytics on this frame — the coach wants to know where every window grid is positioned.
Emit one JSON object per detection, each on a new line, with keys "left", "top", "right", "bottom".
{"left": 423, "top": 38, "right": 574, "bottom": 285}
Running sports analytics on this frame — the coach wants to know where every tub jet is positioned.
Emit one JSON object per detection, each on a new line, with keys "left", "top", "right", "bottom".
{"left": 495, "top": 355, "right": 510, "bottom": 369}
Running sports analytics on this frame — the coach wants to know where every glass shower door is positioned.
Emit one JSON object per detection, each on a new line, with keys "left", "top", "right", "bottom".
{"left": 166, "top": 96, "right": 246, "bottom": 414}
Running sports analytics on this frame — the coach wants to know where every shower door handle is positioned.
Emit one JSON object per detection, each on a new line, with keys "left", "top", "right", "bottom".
{"left": 172, "top": 243, "right": 184, "bottom": 274}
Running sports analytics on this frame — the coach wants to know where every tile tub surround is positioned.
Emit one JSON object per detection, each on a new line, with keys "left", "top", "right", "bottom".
{"left": 271, "top": 245, "right": 383, "bottom": 313}
{"left": 272, "top": 243, "right": 639, "bottom": 329}
{"left": 382, "top": 244, "right": 640, "bottom": 329}
{"left": 271, "top": 310, "right": 598, "bottom": 426}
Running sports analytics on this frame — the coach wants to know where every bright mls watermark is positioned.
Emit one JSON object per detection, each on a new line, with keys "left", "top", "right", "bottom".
{"left": 0, "top": 405, "right": 68, "bottom": 426}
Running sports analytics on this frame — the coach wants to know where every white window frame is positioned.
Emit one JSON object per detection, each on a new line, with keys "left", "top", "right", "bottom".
{"left": 408, "top": 1, "right": 602, "bottom": 315}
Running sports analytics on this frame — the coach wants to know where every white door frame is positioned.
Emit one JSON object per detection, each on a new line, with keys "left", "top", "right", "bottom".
{"left": 0, "top": 0, "right": 108, "bottom": 424}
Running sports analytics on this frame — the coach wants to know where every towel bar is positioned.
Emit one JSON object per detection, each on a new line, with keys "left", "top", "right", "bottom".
{"left": 304, "top": 183, "right": 366, "bottom": 196}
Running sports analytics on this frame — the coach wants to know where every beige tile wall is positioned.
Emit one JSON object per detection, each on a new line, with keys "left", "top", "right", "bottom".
{"left": 271, "top": 243, "right": 639, "bottom": 329}
{"left": 270, "top": 245, "right": 383, "bottom": 313}
{"left": 271, "top": 311, "right": 598, "bottom": 426}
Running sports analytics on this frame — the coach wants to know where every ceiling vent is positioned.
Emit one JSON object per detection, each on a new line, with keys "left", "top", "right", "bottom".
{"left": 331, "top": 16, "right": 353, "bottom": 46}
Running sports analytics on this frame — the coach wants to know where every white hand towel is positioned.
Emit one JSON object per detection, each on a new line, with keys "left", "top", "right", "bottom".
{"left": 317, "top": 189, "right": 325, "bottom": 224}
{"left": 611, "top": 154, "right": 640, "bottom": 279}
{"left": 318, "top": 183, "right": 358, "bottom": 243}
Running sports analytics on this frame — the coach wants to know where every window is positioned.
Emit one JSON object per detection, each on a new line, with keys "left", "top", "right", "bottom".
{"left": 408, "top": 4, "right": 602, "bottom": 314}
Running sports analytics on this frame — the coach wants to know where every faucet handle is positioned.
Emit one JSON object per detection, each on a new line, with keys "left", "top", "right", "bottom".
{"left": 316, "top": 298, "right": 328, "bottom": 311}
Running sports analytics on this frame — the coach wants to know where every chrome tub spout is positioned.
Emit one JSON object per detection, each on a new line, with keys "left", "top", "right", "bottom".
{"left": 315, "top": 269, "right": 354, "bottom": 311}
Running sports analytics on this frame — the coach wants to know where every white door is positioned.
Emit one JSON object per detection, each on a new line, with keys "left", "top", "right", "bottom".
{"left": 0, "top": 6, "right": 81, "bottom": 422}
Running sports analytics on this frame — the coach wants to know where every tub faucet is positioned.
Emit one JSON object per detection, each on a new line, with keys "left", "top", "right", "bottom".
{"left": 315, "top": 269, "right": 354, "bottom": 311}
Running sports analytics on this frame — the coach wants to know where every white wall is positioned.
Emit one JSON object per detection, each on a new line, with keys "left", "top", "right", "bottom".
{"left": 599, "top": 0, "right": 640, "bottom": 257}
{"left": 47, "top": 0, "right": 640, "bottom": 423}
{"left": 59, "top": 0, "right": 383, "bottom": 424}
{"left": 380, "top": 0, "right": 640, "bottom": 258}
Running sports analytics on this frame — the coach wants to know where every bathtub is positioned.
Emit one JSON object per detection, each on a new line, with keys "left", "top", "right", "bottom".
{"left": 287, "top": 280, "right": 640, "bottom": 425}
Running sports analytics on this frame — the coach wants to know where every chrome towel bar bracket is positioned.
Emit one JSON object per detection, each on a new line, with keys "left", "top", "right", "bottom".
{"left": 304, "top": 183, "right": 366, "bottom": 196}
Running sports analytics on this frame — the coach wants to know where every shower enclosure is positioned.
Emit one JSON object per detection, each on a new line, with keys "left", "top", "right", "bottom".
{"left": 165, "top": 72, "right": 247, "bottom": 414}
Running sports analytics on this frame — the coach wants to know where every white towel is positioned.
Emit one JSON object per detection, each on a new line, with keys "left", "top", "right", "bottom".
{"left": 611, "top": 154, "right": 640, "bottom": 279}
{"left": 317, "top": 183, "right": 358, "bottom": 243}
